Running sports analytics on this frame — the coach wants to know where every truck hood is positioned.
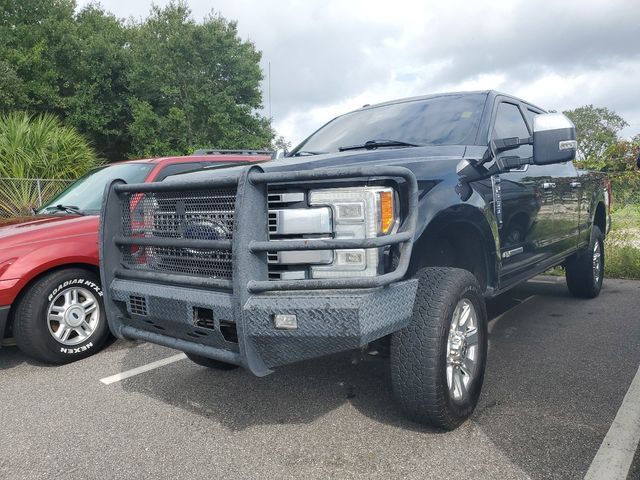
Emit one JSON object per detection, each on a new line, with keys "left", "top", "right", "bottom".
{"left": 0, "top": 214, "right": 99, "bottom": 249}
{"left": 167, "top": 145, "right": 468, "bottom": 183}
{"left": 262, "top": 145, "right": 467, "bottom": 172}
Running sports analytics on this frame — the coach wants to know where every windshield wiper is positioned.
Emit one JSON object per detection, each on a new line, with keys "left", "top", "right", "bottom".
{"left": 338, "top": 139, "right": 421, "bottom": 152}
{"left": 44, "top": 204, "right": 86, "bottom": 216}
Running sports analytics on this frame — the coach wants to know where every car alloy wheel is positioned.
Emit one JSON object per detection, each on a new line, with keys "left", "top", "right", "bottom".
{"left": 47, "top": 287, "right": 100, "bottom": 346}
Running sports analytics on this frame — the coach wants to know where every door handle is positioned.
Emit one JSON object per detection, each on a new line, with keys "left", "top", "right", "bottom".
{"left": 542, "top": 182, "right": 556, "bottom": 189}
{"left": 570, "top": 181, "right": 581, "bottom": 188}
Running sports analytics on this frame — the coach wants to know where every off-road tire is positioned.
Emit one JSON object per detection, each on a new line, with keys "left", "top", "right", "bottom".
{"left": 566, "top": 225, "right": 604, "bottom": 299}
{"left": 13, "top": 268, "right": 109, "bottom": 364}
{"left": 390, "top": 267, "right": 488, "bottom": 430}
{"left": 185, "top": 352, "right": 239, "bottom": 370}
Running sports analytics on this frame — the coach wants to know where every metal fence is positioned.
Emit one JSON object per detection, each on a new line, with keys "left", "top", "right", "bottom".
{"left": 0, "top": 177, "right": 74, "bottom": 218}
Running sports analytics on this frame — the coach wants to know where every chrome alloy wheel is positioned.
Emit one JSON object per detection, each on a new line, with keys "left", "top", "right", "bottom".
{"left": 47, "top": 287, "right": 100, "bottom": 346}
{"left": 593, "top": 240, "right": 602, "bottom": 284}
{"left": 446, "top": 298, "right": 480, "bottom": 403}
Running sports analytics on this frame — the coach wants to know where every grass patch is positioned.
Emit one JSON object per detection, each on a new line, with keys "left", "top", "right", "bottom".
{"left": 605, "top": 244, "right": 640, "bottom": 279}
{"left": 611, "top": 205, "right": 640, "bottom": 231}
{"left": 605, "top": 230, "right": 640, "bottom": 280}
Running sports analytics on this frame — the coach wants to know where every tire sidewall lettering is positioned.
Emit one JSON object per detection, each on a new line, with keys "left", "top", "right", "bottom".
{"left": 48, "top": 278, "right": 103, "bottom": 302}
{"left": 60, "top": 342, "right": 94, "bottom": 354}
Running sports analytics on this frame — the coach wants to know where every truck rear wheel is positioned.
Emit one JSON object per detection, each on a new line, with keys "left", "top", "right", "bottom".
{"left": 13, "top": 268, "right": 109, "bottom": 364}
{"left": 565, "top": 225, "right": 604, "bottom": 299}
{"left": 390, "top": 267, "right": 488, "bottom": 430}
{"left": 185, "top": 352, "right": 239, "bottom": 370}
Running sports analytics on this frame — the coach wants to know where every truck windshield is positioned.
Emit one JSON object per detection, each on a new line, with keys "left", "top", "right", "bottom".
{"left": 39, "top": 163, "right": 153, "bottom": 215}
{"left": 290, "top": 93, "right": 487, "bottom": 156}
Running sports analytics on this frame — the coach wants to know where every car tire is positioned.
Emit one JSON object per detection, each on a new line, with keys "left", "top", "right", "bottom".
{"left": 185, "top": 352, "right": 239, "bottom": 370}
{"left": 390, "top": 267, "right": 488, "bottom": 430}
{"left": 13, "top": 268, "right": 109, "bottom": 364}
{"left": 565, "top": 225, "right": 604, "bottom": 299}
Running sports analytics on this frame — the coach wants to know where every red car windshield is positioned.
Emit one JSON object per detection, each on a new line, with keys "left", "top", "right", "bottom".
{"left": 39, "top": 163, "right": 153, "bottom": 215}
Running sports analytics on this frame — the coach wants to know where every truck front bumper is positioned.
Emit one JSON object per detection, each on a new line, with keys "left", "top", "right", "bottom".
{"left": 108, "top": 278, "right": 418, "bottom": 375}
{"left": 100, "top": 165, "right": 420, "bottom": 376}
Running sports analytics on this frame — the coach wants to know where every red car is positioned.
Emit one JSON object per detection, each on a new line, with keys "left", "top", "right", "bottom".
{"left": 0, "top": 151, "right": 269, "bottom": 363}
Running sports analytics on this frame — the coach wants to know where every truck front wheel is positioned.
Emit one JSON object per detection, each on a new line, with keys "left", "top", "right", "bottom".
{"left": 390, "top": 267, "right": 488, "bottom": 430}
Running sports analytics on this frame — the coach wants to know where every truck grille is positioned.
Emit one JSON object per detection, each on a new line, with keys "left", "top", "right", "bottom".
{"left": 120, "top": 189, "right": 237, "bottom": 279}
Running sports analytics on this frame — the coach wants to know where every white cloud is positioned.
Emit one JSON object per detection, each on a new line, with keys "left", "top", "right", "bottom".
{"left": 79, "top": 0, "right": 640, "bottom": 144}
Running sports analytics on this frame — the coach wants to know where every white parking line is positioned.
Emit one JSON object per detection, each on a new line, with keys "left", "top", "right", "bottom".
{"left": 585, "top": 364, "right": 640, "bottom": 480}
{"left": 99, "top": 353, "right": 187, "bottom": 385}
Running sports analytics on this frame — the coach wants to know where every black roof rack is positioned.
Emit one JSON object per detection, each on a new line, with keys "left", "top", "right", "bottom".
{"left": 191, "top": 149, "right": 273, "bottom": 156}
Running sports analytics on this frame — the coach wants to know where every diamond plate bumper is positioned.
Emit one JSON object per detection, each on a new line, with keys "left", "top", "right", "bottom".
{"left": 108, "top": 278, "right": 417, "bottom": 375}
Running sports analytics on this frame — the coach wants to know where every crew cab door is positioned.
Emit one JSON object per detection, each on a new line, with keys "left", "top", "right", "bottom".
{"left": 543, "top": 157, "right": 581, "bottom": 256}
{"left": 490, "top": 100, "right": 556, "bottom": 279}
{"left": 523, "top": 108, "right": 582, "bottom": 258}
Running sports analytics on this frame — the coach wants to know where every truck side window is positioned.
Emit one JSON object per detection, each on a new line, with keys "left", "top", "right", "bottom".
{"left": 492, "top": 102, "right": 532, "bottom": 159}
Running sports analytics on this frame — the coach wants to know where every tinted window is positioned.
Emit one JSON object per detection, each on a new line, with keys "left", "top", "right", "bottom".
{"left": 39, "top": 163, "right": 153, "bottom": 214}
{"left": 492, "top": 102, "right": 531, "bottom": 159}
{"left": 291, "top": 94, "right": 487, "bottom": 155}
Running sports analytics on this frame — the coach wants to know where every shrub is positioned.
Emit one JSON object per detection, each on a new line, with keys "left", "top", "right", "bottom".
{"left": 0, "top": 111, "right": 101, "bottom": 216}
{"left": 0, "top": 111, "right": 101, "bottom": 179}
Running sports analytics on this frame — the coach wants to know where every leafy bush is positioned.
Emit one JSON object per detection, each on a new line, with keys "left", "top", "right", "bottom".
{"left": 0, "top": 111, "right": 100, "bottom": 216}
{"left": 0, "top": 111, "right": 100, "bottom": 179}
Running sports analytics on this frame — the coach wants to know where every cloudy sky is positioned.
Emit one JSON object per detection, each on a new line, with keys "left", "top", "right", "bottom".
{"left": 78, "top": 0, "right": 640, "bottom": 146}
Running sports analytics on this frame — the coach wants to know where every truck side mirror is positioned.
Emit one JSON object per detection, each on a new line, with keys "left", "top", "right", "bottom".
{"left": 533, "top": 113, "right": 577, "bottom": 165}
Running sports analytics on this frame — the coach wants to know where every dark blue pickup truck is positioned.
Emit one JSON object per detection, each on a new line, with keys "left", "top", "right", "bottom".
{"left": 100, "top": 90, "right": 610, "bottom": 430}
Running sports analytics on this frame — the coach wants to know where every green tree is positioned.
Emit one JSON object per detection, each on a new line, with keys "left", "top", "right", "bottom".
{"left": 272, "top": 133, "right": 291, "bottom": 151}
{"left": 0, "top": 60, "right": 27, "bottom": 108}
{"left": 563, "top": 105, "right": 628, "bottom": 163}
{"left": 63, "top": 5, "right": 133, "bottom": 161}
{"left": 0, "top": 1, "right": 133, "bottom": 160}
{"left": 601, "top": 136, "right": 640, "bottom": 173}
{"left": 126, "top": 2, "right": 272, "bottom": 158}
{"left": 0, "top": 0, "right": 272, "bottom": 160}
{"left": 0, "top": 0, "right": 77, "bottom": 115}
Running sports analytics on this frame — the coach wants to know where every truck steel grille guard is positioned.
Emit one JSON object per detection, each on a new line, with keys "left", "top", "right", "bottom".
{"left": 101, "top": 165, "right": 418, "bottom": 296}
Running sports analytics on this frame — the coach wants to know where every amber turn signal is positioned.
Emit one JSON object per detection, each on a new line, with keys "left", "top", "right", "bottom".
{"left": 379, "top": 190, "right": 395, "bottom": 234}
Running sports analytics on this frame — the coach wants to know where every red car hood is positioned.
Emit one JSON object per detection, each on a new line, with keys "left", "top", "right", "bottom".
{"left": 0, "top": 214, "right": 99, "bottom": 248}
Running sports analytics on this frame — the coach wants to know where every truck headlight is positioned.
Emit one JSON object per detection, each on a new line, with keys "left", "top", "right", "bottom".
{"left": 308, "top": 186, "right": 398, "bottom": 278}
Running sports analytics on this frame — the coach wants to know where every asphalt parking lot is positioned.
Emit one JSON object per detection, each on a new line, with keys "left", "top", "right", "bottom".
{"left": 1, "top": 276, "right": 639, "bottom": 480}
